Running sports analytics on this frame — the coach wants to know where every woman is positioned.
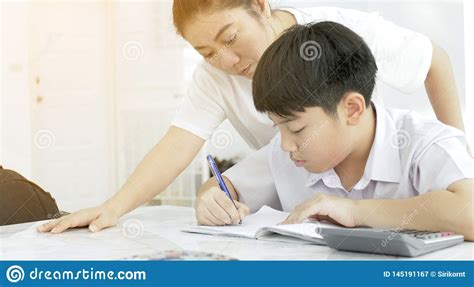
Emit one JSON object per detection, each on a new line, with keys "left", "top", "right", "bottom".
{"left": 38, "top": 0, "right": 465, "bottom": 233}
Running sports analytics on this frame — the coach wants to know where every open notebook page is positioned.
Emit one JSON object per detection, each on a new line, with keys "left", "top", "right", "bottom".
{"left": 256, "top": 221, "right": 342, "bottom": 245}
{"left": 183, "top": 205, "right": 289, "bottom": 238}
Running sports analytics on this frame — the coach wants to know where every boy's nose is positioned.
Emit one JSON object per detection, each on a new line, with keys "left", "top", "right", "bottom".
{"left": 281, "top": 136, "right": 298, "bottom": 154}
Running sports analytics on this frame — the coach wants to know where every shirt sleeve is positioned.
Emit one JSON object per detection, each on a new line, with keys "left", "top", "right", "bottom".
{"left": 223, "top": 142, "right": 282, "bottom": 213}
{"left": 170, "top": 63, "right": 227, "bottom": 140}
{"left": 411, "top": 136, "right": 473, "bottom": 194}
{"left": 308, "top": 7, "right": 433, "bottom": 93}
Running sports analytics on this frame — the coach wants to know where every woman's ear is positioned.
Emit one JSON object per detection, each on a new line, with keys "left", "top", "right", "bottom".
{"left": 255, "top": 0, "right": 271, "bottom": 18}
{"left": 342, "top": 92, "right": 366, "bottom": 126}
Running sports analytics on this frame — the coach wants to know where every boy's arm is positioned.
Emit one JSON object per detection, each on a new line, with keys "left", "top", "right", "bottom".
{"left": 356, "top": 136, "right": 473, "bottom": 240}
{"left": 283, "top": 137, "right": 473, "bottom": 240}
{"left": 196, "top": 176, "right": 239, "bottom": 201}
{"left": 355, "top": 179, "right": 474, "bottom": 241}
{"left": 425, "top": 43, "right": 465, "bottom": 132}
{"left": 194, "top": 176, "right": 247, "bottom": 226}
{"left": 283, "top": 179, "right": 474, "bottom": 241}
{"left": 195, "top": 138, "right": 280, "bottom": 225}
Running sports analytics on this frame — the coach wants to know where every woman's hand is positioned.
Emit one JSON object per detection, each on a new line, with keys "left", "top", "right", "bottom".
{"left": 36, "top": 204, "right": 120, "bottom": 233}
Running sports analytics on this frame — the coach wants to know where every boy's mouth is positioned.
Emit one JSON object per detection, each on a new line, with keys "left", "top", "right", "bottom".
{"left": 293, "top": 159, "right": 306, "bottom": 167}
{"left": 290, "top": 153, "right": 306, "bottom": 167}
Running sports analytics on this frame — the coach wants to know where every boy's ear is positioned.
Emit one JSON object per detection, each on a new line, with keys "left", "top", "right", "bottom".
{"left": 341, "top": 92, "right": 366, "bottom": 126}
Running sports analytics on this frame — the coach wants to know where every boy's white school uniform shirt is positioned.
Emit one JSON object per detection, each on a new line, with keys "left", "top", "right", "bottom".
{"left": 171, "top": 7, "right": 433, "bottom": 149}
{"left": 224, "top": 104, "right": 473, "bottom": 213}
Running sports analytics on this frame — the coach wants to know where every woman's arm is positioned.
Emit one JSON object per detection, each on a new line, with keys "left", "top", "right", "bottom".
{"left": 38, "top": 126, "right": 205, "bottom": 233}
{"left": 425, "top": 43, "right": 465, "bottom": 132}
{"left": 105, "top": 126, "right": 205, "bottom": 216}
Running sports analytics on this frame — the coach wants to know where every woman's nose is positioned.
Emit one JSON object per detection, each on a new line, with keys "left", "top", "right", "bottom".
{"left": 219, "top": 50, "right": 240, "bottom": 71}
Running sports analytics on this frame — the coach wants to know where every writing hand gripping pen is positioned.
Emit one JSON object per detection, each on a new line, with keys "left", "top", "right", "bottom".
{"left": 206, "top": 155, "right": 242, "bottom": 224}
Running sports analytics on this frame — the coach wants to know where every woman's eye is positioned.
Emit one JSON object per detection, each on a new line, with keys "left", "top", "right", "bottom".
{"left": 225, "top": 33, "right": 238, "bottom": 46}
{"left": 204, "top": 52, "right": 215, "bottom": 59}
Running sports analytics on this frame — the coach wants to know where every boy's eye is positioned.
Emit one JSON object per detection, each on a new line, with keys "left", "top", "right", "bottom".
{"left": 292, "top": 127, "right": 305, "bottom": 134}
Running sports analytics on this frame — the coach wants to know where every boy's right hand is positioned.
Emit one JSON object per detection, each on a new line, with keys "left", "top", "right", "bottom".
{"left": 195, "top": 186, "right": 250, "bottom": 226}
{"left": 36, "top": 204, "right": 120, "bottom": 233}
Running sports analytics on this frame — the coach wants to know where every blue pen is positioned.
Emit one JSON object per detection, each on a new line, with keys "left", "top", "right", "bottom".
{"left": 206, "top": 155, "right": 242, "bottom": 224}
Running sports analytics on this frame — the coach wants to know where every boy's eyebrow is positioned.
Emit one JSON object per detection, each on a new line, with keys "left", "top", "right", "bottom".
{"left": 275, "top": 117, "right": 297, "bottom": 125}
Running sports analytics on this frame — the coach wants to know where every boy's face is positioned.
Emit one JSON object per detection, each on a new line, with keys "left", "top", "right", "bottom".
{"left": 270, "top": 103, "right": 356, "bottom": 174}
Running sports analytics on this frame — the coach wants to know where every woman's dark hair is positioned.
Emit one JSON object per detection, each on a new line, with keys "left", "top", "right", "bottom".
{"left": 253, "top": 21, "right": 378, "bottom": 118}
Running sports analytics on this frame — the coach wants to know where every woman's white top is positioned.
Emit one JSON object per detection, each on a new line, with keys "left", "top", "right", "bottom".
{"left": 171, "top": 6, "right": 433, "bottom": 150}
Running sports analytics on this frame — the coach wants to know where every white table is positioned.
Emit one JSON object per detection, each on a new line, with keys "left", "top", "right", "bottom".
{"left": 1, "top": 206, "right": 473, "bottom": 260}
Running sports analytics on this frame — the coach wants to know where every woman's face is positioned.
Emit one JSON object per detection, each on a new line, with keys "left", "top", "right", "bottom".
{"left": 182, "top": 7, "right": 275, "bottom": 79}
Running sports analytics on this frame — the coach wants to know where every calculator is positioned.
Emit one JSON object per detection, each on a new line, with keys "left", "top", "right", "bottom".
{"left": 319, "top": 227, "right": 464, "bottom": 257}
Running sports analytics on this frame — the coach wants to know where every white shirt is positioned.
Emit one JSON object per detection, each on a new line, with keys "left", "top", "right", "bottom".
{"left": 224, "top": 104, "right": 473, "bottom": 213}
{"left": 171, "top": 6, "right": 433, "bottom": 149}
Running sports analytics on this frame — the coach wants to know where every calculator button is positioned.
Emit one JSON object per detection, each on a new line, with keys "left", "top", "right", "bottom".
{"left": 398, "top": 230, "right": 418, "bottom": 234}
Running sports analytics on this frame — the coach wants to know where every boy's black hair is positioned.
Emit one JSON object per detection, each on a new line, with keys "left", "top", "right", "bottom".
{"left": 252, "top": 21, "right": 378, "bottom": 118}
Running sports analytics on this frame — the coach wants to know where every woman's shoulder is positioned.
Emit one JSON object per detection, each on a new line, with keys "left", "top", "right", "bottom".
{"left": 283, "top": 6, "right": 376, "bottom": 25}
{"left": 193, "top": 61, "right": 232, "bottom": 83}
{"left": 192, "top": 61, "right": 248, "bottom": 93}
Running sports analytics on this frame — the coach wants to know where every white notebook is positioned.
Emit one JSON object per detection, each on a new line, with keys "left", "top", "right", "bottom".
{"left": 182, "top": 205, "right": 341, "bottom": 245}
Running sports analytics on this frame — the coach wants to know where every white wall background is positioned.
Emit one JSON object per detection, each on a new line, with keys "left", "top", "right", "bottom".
{"left": 1, "top": 0, "right": 470, "bottom": 211}
{"left": 1, "top": 2, "right": 32, "bottom": 176}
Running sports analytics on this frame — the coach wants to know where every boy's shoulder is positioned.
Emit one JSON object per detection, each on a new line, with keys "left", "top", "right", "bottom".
{"left": 384, "top": 106, "right": 465, "bottom": 141}
{"left": 381, "top": 106, "right": 467, "bottom": 161}
{"left": 381, "top": 106, "right": 472, "bottom": 193}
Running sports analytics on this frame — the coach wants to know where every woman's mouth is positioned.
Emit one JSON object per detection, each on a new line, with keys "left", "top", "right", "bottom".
{"left": 239, "top": 64, "right": 252, "bottom": 77}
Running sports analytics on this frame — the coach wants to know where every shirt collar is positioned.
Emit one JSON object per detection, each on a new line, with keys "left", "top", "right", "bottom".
{"left": 305, "top": 102, "right": 402, "bottom": 189}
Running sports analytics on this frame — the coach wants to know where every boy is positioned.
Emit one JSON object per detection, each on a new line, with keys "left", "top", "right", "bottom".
{"left": 194, "top": 22, "right": 473, "bottom": 240}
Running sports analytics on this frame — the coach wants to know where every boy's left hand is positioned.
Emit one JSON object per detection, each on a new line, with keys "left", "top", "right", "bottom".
{"left": 282, "top": 194, "right": 359, "bottom": 227}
